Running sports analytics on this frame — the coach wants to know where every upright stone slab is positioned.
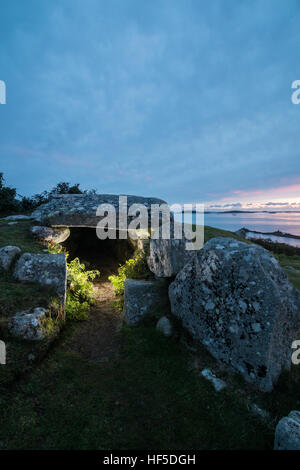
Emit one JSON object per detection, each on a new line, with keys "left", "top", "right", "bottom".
{"left": 169, "top": 237, "right": 300, "bottom": 392}
{"left": 14, "top": 253, "right": 67, "bottom": 302}
{"left": 147, "top": 221, "right": 198, "bottom": 277}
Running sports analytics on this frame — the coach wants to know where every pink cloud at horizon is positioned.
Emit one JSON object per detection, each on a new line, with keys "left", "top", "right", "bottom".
{"left": 205, "top": 181, "right": 300, "bottom": 211}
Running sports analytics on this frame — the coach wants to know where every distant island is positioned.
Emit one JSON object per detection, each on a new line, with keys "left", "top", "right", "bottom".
{"left": 180, "top": 210, "right": 300, "bottom": 214}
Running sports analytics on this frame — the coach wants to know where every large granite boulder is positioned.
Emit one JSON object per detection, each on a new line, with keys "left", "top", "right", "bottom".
{"left": 123, "top": 279, "right": 168, "bottom": 326}
{"left": 31, "top": 193, "right": 168, "bottom": 230}
{"left": 9, "top": 307, "right": 57, "bottom": 341}
{"left": 30, "top": 225, "right": 70, "bottom": 244}
{"left": 169, "top": 237, "right": 300, "bottom": 392}
{"left": 0, "top": 245, "right": 21, "bottom": 271}
{"left": 274, "top": 411, "right": 300, "bottom": 450}
{"left": 14, "top": 253, "right": 67, "bottom": 301}
{"left": 147, "top": 222, "right": 199, "bottom": 277}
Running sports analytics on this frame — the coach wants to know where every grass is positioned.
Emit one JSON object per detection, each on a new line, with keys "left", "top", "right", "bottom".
{"left": 204, "top": 225, "right": 244, "bottom": 243}
{"left": 0, "top": 326, "right": 273, "bottom": 450}
{"left": 0, "top": 220, "right": 55, "bottom": 317}
{"left": 283, "top": 270, "right": 300, "bottom": 290}
{"left": 0, "top": 220, "right": 44, "bottom": 253}
{"left": 0, "top": 219, "right": 61, "bottom": 385}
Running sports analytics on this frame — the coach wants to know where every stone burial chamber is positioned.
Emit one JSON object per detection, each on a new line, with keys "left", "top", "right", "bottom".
{"left": 169, "top": 237, "right": 300, "bottom": 392}
{"left": 30, "top": 192, "right": 185, "bottom": 275}
{"left": 31, "top": 192, "right": 175, "bottom": 259}
{"left": 61, "top": 226, "right": 135, "bottom": 277}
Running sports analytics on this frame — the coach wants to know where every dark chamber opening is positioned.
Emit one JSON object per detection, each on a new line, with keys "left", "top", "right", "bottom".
{"left": 62, "top": 227, "right": 135, "bottom": 278}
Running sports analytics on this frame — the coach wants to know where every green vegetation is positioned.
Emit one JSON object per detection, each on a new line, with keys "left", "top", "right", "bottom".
{"left": 0, "top": 171, "right": 96, "bottom": 216}
{"left": 66, "top": 258, "right": 99, "bottom": 321}
{"left": 0, "top": 173, "right": 19, "bottom": 215}
{"left": 109, "top": 249, "right": 153, "bottom": 311}
{"left": 0, "top": 220, "right": 44, "bottom": 253}
{"left": 250, "top": 237, "right": 300, "bottom": 257}
{"left": 203, "top": 224, "right": 244, "bottom": 243}
{"left": 274, "top": 253, "right": 300, "bottom": 290}
{"left": 47, "top": 243, "right": 100, "bottom": 321}
{"left": 0, "top": 326, "right": 273, "bottom": 450}
{"left": 0, "top": 276, "right": 57, "bottom": 319}
{"left": 0, "top": 219, "right": 99, "bottom": 388}
{"left": 0, "top": 220, "right": 62, "bottom": 386}
{"left": 109, "top": 249, "right": 151, "bottom": 296}
{"left": 0, "top": 220, "right": 52, "bottom": 317}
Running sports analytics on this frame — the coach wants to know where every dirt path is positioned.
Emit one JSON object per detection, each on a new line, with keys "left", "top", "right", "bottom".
{"left": 64, "top": 272, "right": 122, "bottom": 364}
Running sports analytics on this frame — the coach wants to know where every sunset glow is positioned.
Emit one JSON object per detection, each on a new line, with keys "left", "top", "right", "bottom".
{"left": 206, "top": 182, "right": 300, "bottom": 211}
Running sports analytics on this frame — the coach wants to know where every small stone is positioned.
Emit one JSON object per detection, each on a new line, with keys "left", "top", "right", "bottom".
{"left": 201, "top": 368, "right": 227, "bottom": 392}
{"left": 156, "top": 316, "right": 173, "bottom": 337}
{"left": 9, "top": 307, "right": 53, "bottom": 341}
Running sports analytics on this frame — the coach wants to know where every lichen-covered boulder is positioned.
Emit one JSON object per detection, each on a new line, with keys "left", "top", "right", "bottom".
{"left": 8, "top": 307, "right": 56, "bottom": 341}
{"left": 30, "top": 225, "right": 70, "bottom": 244}
{"left": 147, "top": 222, "right": 198, "bottom": 277}
{"left": 0, "top": 245, "right": 21, "bottom": 271}
{"left": 14, "top": 253, "right": 67, "bottom": 301}
{"left": 274, "top": 411, "right": 300, "bottom": 450}
{"left": 169, "top": 237, "right": 300, "bottom": 392}
{"left": 123, "top": 279, "right": 168, "bottom": 326}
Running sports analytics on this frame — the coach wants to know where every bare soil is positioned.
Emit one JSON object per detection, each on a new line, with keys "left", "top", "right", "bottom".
{"left": 65, "top": 280, "right": 122, "bottom": 363}
{"left": 64, "top": 247, "right": 124, "bottom": 364}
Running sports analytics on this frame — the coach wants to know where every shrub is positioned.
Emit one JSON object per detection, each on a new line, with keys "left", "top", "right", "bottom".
{"left": 65, "top": 293, "right": 91, "bottom": 321}
{"left": 0, "top": 173, "right": 98, "bottom": 214}
{"left": 67, "top": 257, "right": 99, "bottom": 303}
{"left": 109, "top": 250, "right": 150, "bottom": 296}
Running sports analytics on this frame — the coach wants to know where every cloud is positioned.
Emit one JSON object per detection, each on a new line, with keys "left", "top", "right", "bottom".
{"left": 0, "top": 0, "right": 300, "bottom": 202}
{"left": 265, "top": 202, "right": 289, "bottom": 206}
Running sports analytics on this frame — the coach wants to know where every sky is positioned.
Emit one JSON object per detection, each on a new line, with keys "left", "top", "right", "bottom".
{"left": 0, "top": 0, "right": 300, "bottom": 211}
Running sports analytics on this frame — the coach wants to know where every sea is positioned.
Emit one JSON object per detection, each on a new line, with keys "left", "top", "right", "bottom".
{"left": 174, "top": 211, "right": 300, "bottom": 248}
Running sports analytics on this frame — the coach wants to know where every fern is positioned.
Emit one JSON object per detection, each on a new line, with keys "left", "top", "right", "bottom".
{"left": 109, "top": 250, "right": 149, "bottom": 296}
{"left": 47, "top": 243, "right": 100, "bottom": 321}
